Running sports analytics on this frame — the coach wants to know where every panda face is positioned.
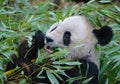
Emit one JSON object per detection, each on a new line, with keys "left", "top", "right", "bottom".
{"left": 45, "top": 16, "right": 98, "bottom": 49}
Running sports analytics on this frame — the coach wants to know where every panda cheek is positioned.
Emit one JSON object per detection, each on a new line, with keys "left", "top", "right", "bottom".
{"left": 63, "top": 31, "right": 71, "bottom": 46}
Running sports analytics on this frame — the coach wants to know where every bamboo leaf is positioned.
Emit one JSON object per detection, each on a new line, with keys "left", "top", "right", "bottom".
{"left": 46, "top": 71, "right": 59, "bottom": 84}
{"left": 114, "top": 5, "right": 120, "bottom": 12}
{"left": 82, "top": 77, "right": 93, "bottom": 83}
{"left": 105, "top": 46, "right": 120, "bottom": 55}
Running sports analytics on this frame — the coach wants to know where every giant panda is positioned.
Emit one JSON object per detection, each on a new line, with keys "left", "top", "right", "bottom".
{"left": 45, "top": 15, "right": 113, "bottom": 84}
{"left": 5, "top": 15, "right": 113, "bottom": 84}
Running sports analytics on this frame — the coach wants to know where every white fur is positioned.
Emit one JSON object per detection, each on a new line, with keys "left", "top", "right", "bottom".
{"left": 45, "top": 15, "right": 100, "bottom": 66}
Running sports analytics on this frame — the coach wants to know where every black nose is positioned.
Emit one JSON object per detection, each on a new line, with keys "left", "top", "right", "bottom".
{"left": 46, "top": 36, "right": 53, "bottom": 43}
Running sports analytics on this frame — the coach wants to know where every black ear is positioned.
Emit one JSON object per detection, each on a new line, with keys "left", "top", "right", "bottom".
{"left": 93, "top": 26, "right": 113, "bottom": 46}
{"left": 63, "top": 31, "right": 71, "bottom": 46}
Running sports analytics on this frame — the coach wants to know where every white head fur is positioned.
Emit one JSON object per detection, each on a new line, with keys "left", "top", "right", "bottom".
{"left": 45, "top": 15, "right": 100, "bottom": 66}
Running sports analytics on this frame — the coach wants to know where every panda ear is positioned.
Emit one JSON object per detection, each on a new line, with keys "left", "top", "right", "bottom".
{"left": 93, "top": 26, "right": 113, "bottom": 46}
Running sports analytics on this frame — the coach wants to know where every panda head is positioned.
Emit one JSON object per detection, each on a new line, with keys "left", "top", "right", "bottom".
{"left": 45, "top": 15, "right": 113, "bottom": 61}
{"left": 45, "top": 15, "right": 113, "bottom": 48}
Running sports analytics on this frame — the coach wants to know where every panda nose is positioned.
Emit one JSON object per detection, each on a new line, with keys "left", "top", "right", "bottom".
{"left": 46, "top": 36, "right": 53, "bottom": 43}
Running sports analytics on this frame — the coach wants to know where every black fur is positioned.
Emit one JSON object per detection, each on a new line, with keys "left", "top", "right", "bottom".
{"left": 80, "top": 59, "right": 99, "bottom": 84}
{"left": 6, "top": 54, "right": 18, "bottom": 71}
{"left": 63, "top": 31, "right": 71, "bottom": 46}
{"left": 33, "top": 30, "right": 45, "bottom": 48}
{"left": 6, "top": 30, "right": 45, "bottom": 74}
{"left": 53, "top": 0, "right": 90, "bottom": 5}
{"left": 18, "top": 30, "right": 45, "bottom": 64}
{"left": 46, "top": 36, "right": 53, "bottom": 43}
{"left": 63, "top": 59, "right": 99, "bottom": 84}
{"left": 93, "top": 26, "right": 113, "bottom": 46}
{"left": 33, "top": 59, "right": 99, "bottom": 84}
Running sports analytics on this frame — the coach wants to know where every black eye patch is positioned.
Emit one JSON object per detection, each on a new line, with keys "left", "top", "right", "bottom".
{"left": 63, "top": 31, "right": 71, "bottom": 46}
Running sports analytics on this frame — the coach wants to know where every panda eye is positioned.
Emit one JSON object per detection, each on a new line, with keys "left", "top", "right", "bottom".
{"left": 63, "top": 31, "right": 71, "bottom": 46}
{"left": 50, "top": 26, "right": 57, "bottom": 32}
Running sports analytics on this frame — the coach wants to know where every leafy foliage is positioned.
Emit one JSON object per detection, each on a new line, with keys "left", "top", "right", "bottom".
{"left": 0, "top": 0, "right": 120, "bottom": 84}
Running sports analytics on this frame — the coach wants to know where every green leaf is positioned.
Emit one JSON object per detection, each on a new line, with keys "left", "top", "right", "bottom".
{"left": 63, "top": 7, "right": 72, "bottom": 19}
{"left": 67, "top": 76, "right": 83, "bottom": 84}
{"left": 105, "top": 46, "right": 120, "bottom": 55}
{"left": 53, "top": 71, "right": 63, "bottom": 81}
{"left": 27, "top": 16, "right": 42, "bottom": 23}
{"left": 99, "top": 0, "right": 111, "bottom": 3}
{"left": 99, "top": 61, "right": 111, "bottom": 77}
{"left": 18, "top": 79, "right": 26, "bottom": 84}
{"left": 46, "top": 71, "right": 59, "bottom": 84}
{"left": 37, "top": 69, "right": 46, "bottom": 79}
{"left": 65, "top": 61, "right": 81, "bottom": 65}
{"left": 95, "top": 16, "right": 102, "bottom": 27}
{"left": 105, "top": 79, "right": 109, "bottom": 84}
{"left": 82, "top": 77, "right": 93, "bottom": 83}
{"left": 114, "top": 5, "right": 120, "bottom": 12}
{"left": 53, "top": 59, "right": 69, "bottom": 65}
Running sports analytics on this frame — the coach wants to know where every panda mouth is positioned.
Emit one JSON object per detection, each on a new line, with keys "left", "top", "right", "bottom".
{"left": 45, "top": 45, "right": 54, "bottom": 53}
